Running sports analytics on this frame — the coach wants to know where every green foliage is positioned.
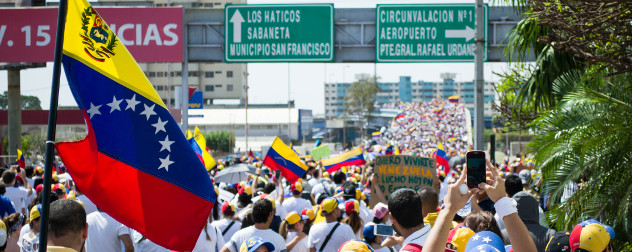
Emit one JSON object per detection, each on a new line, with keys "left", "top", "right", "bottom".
{"left": 343, "top": 75, "right": 379, "bottom": 117}
{"left": 503, "top": 15, "right": 584, "bottom": 111}
{"left": 529, "top": 71, "right": 632, "bottom": 246}
{"left": 493, "top": 64, "right": 541, "bottom": 131}
{"left": 205, "top": 131, "right": 234, "bottom": 153}
{"left": 0, "top": 91, "right": 42, "bottom": 110}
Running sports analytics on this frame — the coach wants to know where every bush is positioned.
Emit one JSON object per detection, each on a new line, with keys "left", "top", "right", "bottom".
{"left": 206, "top": 131, "right": 234, "bottom": 153}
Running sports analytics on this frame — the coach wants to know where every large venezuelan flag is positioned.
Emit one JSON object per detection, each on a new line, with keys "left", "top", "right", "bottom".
{"left": 55, "top": 1, "right": 215, "bottom": 250}
{"left": 322, "top": 148, "right": 365, "bottom": 173}
{"left": 262, "top": 137, "right": 308, "bottom": 183}
{"left": 434, "top": 142, "right": 450, "bottom": 174}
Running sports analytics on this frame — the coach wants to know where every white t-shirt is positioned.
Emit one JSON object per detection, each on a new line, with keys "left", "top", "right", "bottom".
{"left": 5, "top": 186, "right": 30, "bottom": 213}
{"left": 85, "top": 211, "right": 130, "bottom": 252}
{"left": 131, "top": 230, "right": 170, "bottom": 252}
{"left": 224, "top": 226, "right": 287, "bottom": 252}
{"left": 308, "top": 222, "right": 355, "bottom": 252}
{"left": 17, "top": 231, "right": 39, "bottom": 252}
{"left": 77, "top": 195, "right": 98, "bottom": 215}
{"left": 282, "top": 197, "right": 312, "bottom": 215}
{"left": 211, "top": 218, "right": 241, "bottom": 242}
{"left": 192, "top": 223, "right": 225, "bottom": 252}
{"left": 285, "top": 231, "right": 308, "bottom": 252}
{"left": 401, "top": 224, "right": 432, "bottom": 249}
{"left": 275, "top": 200, "right": 287, "bottom": 219}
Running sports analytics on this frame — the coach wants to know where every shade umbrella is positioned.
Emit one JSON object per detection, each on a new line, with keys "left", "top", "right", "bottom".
{"left": 213, "top": 163, "right": 257, "bottom": 184}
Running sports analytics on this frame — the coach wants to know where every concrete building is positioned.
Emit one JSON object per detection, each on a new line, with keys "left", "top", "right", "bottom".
{"left": 188, "top": 104, "right": 313, "bottom": 152}
{"left": 324, "top": 73, "right": 495, "bottom": 121}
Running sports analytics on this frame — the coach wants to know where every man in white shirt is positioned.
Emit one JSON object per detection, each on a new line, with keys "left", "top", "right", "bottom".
{"left": 2, "top": 167, "right": 33, "bottom": 215}
{"left": 388, "top": 189, "right": 431, "bottom": 252}
{"left": 84, "top": 209, "right": 134, "bottom": 252}
{"left": 307, "top": 197, "right": 354, "bottom": 252}
{"left": 75, "top": 190, "right": 98, "bottom": 215}
{"left": 220, "top": 198, "right": 287, "bottom": 252}
{"left": 212, "top": 202, "right": 242, "bottom": 242}
{"left": 281, "top": 182, "right": 312, "bottom": 214}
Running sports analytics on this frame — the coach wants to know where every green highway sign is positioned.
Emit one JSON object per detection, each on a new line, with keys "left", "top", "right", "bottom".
{"left": 376, "top": 4, "right": 488, "bottom": 62}
{"left": 224, "top": 4, "right": 334, "bottom": 62}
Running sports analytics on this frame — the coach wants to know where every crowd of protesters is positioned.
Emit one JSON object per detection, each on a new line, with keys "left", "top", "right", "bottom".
{"left": 372, "top": 100, "right": 470, "bottom": 157}
{"left": 0, "top": 101, "right": 615, "bottom": 252}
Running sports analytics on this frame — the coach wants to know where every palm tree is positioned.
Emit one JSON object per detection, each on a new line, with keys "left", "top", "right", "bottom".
{"left": 528, "top": 70, "right": 632, "bottom": 246}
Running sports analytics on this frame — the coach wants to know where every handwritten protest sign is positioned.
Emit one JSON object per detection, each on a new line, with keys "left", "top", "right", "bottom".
{"left": 311, "top": 144, "right": 331, "bottom": 160}
{"left": 370, "top": 155, "right": 436, "bottom": 207}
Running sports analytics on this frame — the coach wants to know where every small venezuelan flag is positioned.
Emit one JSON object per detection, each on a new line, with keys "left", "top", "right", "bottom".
{"left": 263, "top": 137, "right": 308, "bottom": 183}
{"left": 15, "top": 149, "right": 25, "bottom": 168}
{"left": 434, "top": 142, "right": 450, "bottom": 174}
{"left": 322, "top": 148, "right": 366, "bottom": 173}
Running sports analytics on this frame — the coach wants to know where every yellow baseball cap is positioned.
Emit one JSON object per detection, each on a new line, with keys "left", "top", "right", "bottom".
{"left": 451, "top": 226, "right": 475, "bottom": 252}
{"left": 285, "top": 212, "right": 308, "bottom": 225}
{"left": 338, "top": 240, "right": 373, "bottom": 252}
{"left": 301, "top": 209, "right": 315, "bottom": 221}
{"left": 30, "top": 204, "right": 42, "bottom": 221}
{"left": 320, "top": 197, "right": 338, "bottom": 216}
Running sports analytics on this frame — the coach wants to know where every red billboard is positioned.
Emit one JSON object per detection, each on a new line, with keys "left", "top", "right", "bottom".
{"left": 0, "top": 7, "right": 183, "bottom": 62}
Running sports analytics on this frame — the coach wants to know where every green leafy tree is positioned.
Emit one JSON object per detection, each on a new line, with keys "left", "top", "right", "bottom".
{"left": 529, "top": 71, "right": 632, "bottom": 247}
{"left": 206, "top": 131, "right": 235, "bottom": 153}
{"left": 0, "top": 91, "right": 42, "bottom": 110}
{"left": 343, "top": 76, "right": 379, "bottom": 117}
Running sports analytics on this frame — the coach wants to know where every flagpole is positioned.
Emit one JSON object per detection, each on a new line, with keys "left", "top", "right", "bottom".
{"left": 39, "top": 0, "right": 68, "bottom": 250}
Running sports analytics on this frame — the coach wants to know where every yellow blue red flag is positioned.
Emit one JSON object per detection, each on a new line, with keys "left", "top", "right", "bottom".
{"left": 55, "top": 0, "right": 214, "bottom": 250}
{"left": 322, "top": 147, "right": 365, "bottom": 173}
{"left": 262, "top": 137, "right": 308, "bottom": 183}
{"left": 194, "top": 126, "right": 217, "bottom": 170}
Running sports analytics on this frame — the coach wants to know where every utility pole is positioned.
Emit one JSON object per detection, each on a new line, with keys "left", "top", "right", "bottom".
{"left": 181, "top": 7, "right": 189, "bottom": 132}
{"left": 474, "top": 0, "right": 485, "bottom": 151}
{"left": 287, "top": 63, "right": 291, "bottom": 143}
{"left": 244, "top": 71, "right": 249, "bottom": 152}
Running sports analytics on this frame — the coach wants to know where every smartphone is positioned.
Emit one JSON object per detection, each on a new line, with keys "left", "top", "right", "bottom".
{"left": 374, "top": 224, "right": 395, "bottom": 236}
{"left": 466, "top": 151, "right": 486, "bottom": 188}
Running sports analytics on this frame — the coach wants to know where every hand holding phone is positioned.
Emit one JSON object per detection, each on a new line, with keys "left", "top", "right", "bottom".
{"left": 374, "top": 224, "right": 395, "bottom": 236}
{"left": 466, "top": 151, "right": 486, "bottom": 189}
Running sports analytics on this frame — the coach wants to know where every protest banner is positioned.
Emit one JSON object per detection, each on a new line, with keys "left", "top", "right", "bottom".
{"left": 370, "top": 155, "right": 436, "bottom": 207}
{"left": 311, "top": 144, "right": 331, "bottom": 160}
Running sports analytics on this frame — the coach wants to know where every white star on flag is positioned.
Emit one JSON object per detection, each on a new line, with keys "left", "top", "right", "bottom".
{"left": 482, "top": 236, "right": 492, "bottom": 243}
{"left": 472, "top": 234, "right": 480, "bottom": 241}
{"left": 87, "top": 103, "right": 102, "bottom": 119}
{"left": 152, "top": 117, "right": 168, "bottom": 134}
{"left": 140, "top": 104, "right": 157, "bottom": 120}
{"left": 158, "top": 135, "right": 174, "bottom": 152}
{"left": 106, "top": 95, "right": 123, "bottom": 113}
{"left": 125, "top": 94, "right": 140, "bottom": 111}
{"left": 159, "top": 154, "right": 174, "bottom": 171}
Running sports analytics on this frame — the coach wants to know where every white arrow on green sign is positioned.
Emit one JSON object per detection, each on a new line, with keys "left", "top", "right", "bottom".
{"left": 224, "top": 4, "right": 334, "bottom": 62}
{"left": 376, "top": 4, "right": 488, "bottom": 63}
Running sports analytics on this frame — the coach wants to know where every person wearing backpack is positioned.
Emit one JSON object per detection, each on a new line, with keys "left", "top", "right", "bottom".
{"left": 307, "top": 197, "right": 354, "bottom": 252}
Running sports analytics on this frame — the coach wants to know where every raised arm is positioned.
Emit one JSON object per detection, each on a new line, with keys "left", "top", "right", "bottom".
{"left": 479, "top": 159, "right": 537, "bottom": 252}
{"left": 423, "top": 167, "right": 473, "bottom": 252}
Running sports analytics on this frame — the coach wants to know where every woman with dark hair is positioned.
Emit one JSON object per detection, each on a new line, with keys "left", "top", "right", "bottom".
{"left": 342, "top": 199, "right": 364, "bottom": 239}
{"left": 3, "top": 213, "right": 24, "bottom": 252}
{"left": 464, "top": 210, "right": 504, "bottom": 243}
